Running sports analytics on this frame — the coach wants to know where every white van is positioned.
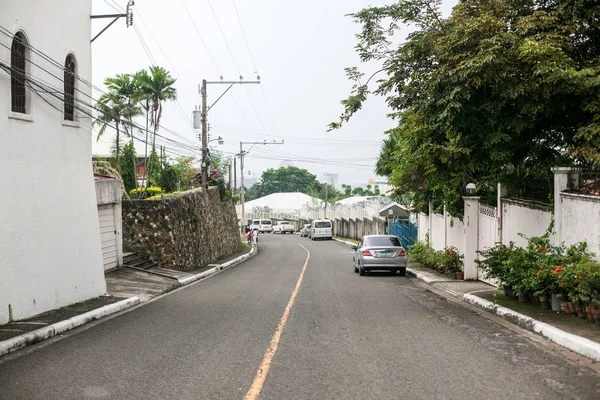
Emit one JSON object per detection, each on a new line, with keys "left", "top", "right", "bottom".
{"left": 250, "top": 219, "right": 273, "bottom": 233}
{"left": 310, "top": 219, "right": 332, "bottom": 240}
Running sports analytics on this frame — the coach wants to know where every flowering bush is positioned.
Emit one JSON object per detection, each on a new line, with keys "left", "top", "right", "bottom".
{"left": 192, "top": 168, "right": 224, "bottom": 186}
{"left": 408, "top": 239, "right": 464, "bottom": 277}
{"left": 439, "top": 246, "right": 463, "bottom": 275}
{"left": 477, "top": 232, "right": 600, "bottom": 304}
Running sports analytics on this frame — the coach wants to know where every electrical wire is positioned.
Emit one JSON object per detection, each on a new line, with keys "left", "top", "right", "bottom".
{"left": 0, "top": 25, "right": 106, "bottom": 99}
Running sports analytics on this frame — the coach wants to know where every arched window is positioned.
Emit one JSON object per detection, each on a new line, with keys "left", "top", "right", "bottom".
{"left": 11, "top": 32, "right": 28, "bottom": 114}
{"left": 64, "top": 54, "right": 76, "bottom": 121}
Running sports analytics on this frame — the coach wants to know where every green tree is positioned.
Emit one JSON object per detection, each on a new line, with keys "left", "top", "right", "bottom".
{"left": 255, "top": 167, "right": 319, "bottom": 197}
{"left": 134, "top": 66, "right": 177, "bottom": 187}
{"left": 146, "top": 148, "right": 160, "bottom": 187}
{"left": 120, "top": 141, "right": 137, "bottom": 193}
{"left": 160, "top": 162, "right": 180, "bottom": 193}
{"left": 332, "top": 0, "right": 600, "bottom": 214}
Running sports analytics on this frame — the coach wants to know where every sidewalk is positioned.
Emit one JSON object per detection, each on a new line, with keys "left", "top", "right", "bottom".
{"left": 334, "top": 237, "right": 600, "bottom": 362}
{"left": 0, "top": 245, "right": 256, "bottom": 358}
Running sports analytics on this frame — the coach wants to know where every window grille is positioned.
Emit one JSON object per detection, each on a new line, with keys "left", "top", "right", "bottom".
{"left": 11, "top": 32, "right": 27, "bottom": 114}
{"left": 64, "top": 54, "right": 76, "bottom": 121}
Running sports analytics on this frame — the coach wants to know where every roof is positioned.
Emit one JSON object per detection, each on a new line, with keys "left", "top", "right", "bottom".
{"left": 244, "top": 192, "right": 323, "bottom": 213}
{"left": 335, "top": 196, "right": 389, "bottom": 206}
{"left": 378, "top": 202, "right": 410, "bottom": 218}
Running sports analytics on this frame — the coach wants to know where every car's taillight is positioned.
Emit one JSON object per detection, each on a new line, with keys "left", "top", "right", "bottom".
{"left": 400, "top": 250, "right": 407, "bottom": 256}
{"left": 363, "top": 250, "right": 373, "bottom": 256}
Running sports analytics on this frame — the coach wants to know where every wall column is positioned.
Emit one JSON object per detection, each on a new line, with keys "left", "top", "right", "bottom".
{"left": 463, "top": 196, "right": 480, "bottom": 280}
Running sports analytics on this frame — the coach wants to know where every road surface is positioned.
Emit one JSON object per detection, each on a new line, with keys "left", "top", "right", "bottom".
{"left": 1, "top": 234, "right": 599, "bottom": 399}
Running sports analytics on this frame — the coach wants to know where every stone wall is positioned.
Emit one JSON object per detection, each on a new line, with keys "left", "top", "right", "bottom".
{"left": 122, "top": 187, "right": 241, "bottom": 271}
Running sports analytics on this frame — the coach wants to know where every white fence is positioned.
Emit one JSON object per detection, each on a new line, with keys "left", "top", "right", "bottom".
{"left": 238, "top": 201, "right": 386, "bottom": 223}
{"left": 501, "top": 198, "right": 552, "bottom": 248}
{"left": 418, "top": 203, "right": 499, "bottom": 285}
{"left": 561, "top": 192, "right": 600, "bottom": 257}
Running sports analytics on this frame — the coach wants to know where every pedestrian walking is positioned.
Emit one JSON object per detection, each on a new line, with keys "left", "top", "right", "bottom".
{"left": 253, "top": 228, "right": 259, "bottom": 245}
{"left": 247, "top": 230, "right": 253, "bottom": 246}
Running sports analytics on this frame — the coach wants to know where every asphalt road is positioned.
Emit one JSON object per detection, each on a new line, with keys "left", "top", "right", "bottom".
{"left": 1, "top": 234, "right": 599, "bottom": 399}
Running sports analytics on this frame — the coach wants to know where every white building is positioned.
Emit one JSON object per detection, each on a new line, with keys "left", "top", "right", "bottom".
{"left": 323, "top": 172, "right": 340, "bottom": 190}
{"left": 0, "top": 1, "right": 106, "bottom": 324}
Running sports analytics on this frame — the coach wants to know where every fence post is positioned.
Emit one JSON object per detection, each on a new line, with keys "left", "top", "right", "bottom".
{"left": 551, "top": 167, "right": 581, "bottom": 246}
{"left": 463, "top": 196, "right": 480, "bottom": 280}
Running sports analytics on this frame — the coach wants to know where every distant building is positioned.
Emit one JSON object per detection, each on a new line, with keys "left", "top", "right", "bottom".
{"left": 369, "top": 178, "right": 393, "bottom": 195}
{"left": 323, "top": 173, "right": 340, "bottom": 190}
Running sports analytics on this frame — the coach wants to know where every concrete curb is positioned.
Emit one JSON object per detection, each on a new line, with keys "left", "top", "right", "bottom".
{"left": 405, "top": 268, "right": 441, "bottom": 284}
{"left": 0, "top": 296, "right": 140, "bottom": 358}
{"left": 333, "top": 238, "right": 357, "bottom": 247}
{"left": 407, "top": 264, "right": 600, "bottom": 362}
{"left": 178, "top": 246, "right": 257, "bottom": 286}
{"left": 463, "top": 294, "right": 600, "bottom": 362}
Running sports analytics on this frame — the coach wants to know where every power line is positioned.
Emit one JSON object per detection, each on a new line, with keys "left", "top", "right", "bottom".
{"left": 206, "top": 0, "right": 242, "bottom": 75}
{"left": 178, "top": 0, "right": 221, "bottom": 75}
{"left": 132, "top": 23, "right": 157, "bottom": 66}
{"left": 0, "top": 25, "right": 106, "bottom": 99}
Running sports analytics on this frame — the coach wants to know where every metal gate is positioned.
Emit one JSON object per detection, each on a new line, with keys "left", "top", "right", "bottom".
{"left": 391, "top": 219, "right": 418, "bottom": 248}
{"left": 478, "top": 204, "right": 499, "bottom": 285}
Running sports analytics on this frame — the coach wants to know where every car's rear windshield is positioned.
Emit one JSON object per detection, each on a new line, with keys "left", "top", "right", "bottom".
{"left": 314, "top": 221, "right": 331, "bottom": 228}
{"left": 366, "top": 237, "right": 402, "bottom": 247}
{"left": 280, "top": 221, "right": 291, "bottom": 224}
{"left": 261, "top": 220, "right": 271, "bottom": 225}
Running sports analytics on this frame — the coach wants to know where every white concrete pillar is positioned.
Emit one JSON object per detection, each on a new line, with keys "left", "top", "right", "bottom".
{"left": 552, "top": 167, "right": 581, "bottom": 245}
{"left": 463, "top": 196, "right": 480, "bottom": 280}
{"left": 428, "top": 201, "right": 433, "bottom": 243}
{"left": 443, "top": 205, "right": 448, "bottom": 248}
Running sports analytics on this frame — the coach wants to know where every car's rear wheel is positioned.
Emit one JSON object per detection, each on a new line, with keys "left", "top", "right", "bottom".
{"left": 359, "top": 267, "right": 365, "bottom": 276}
{"left": 399, "top": 267, "right": 406, "bottom": 276}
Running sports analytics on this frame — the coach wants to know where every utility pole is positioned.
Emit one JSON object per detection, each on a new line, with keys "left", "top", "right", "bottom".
{"left": 233, "top": 157, "right": 237, "bottom": 195}
{"left": 200, "top": 79, "right": 208, "bottom": 192}
{"left": 91, "top": 0, "right": 134, "bottom": 43}
{"left": 324, "top": 184, "right": 328, "bottom": 219}
{"left": 239, "top": 140, "right": 284, "bottom": 236}
{"left": 195, "top": 77, "right": 261, "bottom": 194}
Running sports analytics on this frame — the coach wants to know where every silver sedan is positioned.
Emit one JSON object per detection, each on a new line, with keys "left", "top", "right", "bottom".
{"left": 352, "top": 235, "right": 407, "bottom": 276}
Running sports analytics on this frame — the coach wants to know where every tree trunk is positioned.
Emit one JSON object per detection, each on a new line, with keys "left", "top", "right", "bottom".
{"left": 143, "top": 101, "right": 149, "bottom": 188}
{"left": 116, "top": 121, "right": 120, "bottom": 171}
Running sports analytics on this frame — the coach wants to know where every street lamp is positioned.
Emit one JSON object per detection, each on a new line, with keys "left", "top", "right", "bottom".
{"left": 466, "top": 183, "right": 477, "bottom": 196}
{"left": 209, "top": 136, "right": 224, "bottom": 146}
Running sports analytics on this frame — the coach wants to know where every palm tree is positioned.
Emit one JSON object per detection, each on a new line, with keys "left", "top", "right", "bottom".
{"left": 134, "top": 66, "right": 177, "bottom": 187}
{"left": 95, "top": 91, "right": 126, "bottom": 168}
{"left": 95, "top": 74, "right": 142, "bottom": 170}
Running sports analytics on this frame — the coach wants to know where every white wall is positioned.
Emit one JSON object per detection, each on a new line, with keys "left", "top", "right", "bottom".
{"left": 418, "top": 212, "right": 429, "bottom": 243}
{"left": 446, "top": 216, "right": 465, "bottom": 255}
{"left": 431, "top": 213, "right": 445, "bottom": 251}
{"left": 501, "top": 198, "right": 552, "bottom": 248}
{"left": 561, "top": 193, "right": 600, "bottom": 259}
{"left": 0, "top": 0, "right": 105, "bottom": 324}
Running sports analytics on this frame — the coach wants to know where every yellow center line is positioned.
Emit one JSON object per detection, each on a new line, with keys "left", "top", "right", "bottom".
{"left": 244, "top": 243, "right": 311, "bottom": 400}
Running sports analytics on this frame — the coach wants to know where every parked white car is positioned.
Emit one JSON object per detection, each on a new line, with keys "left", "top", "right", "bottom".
{"left": 273, "top": 221, "right": 295, "bottom": 234}
{"left": 309, "top": 219, "right": 332, "bottom": 240}
{"left": 250, "top": 219, "right": 273, "bottom": 233}
{"left": 300, "top": 224, "right": 311, "bottom": 237}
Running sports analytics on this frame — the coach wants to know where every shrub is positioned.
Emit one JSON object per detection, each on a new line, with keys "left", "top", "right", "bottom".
{"left": 439, "top": 246, "right": 463, "bottom": 275}
{"left": 130, "top": 186, "right": 162, "bottom": 199}
{"left": 408, "top": 241, "right": 464, "bottom": 276}
{"left": 477, "top": 232, "right": 599, "bottom": 302}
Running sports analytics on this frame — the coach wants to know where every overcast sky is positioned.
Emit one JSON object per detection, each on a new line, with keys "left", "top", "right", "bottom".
{"left": 91, "top": 0, "right": 456, "bottom": 187}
